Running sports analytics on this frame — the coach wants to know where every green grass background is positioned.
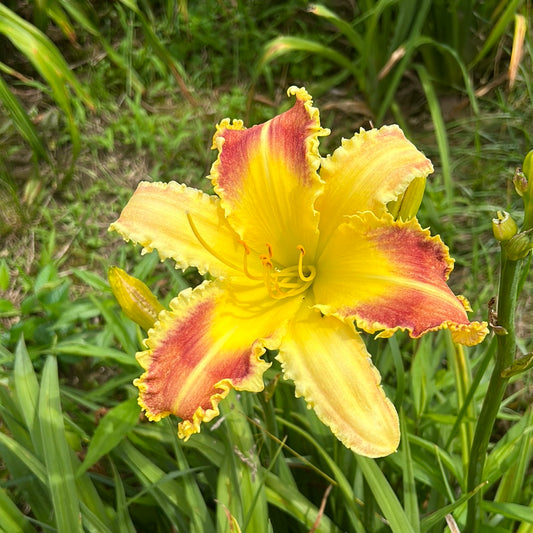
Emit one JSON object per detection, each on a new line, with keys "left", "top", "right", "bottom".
{"left": 0, "top": 1, "right": 531, "bottom": 531}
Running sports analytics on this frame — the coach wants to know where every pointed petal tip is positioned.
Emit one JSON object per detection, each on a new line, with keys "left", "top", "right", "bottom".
{"left": 134, "top": 373, "right": 231, "bottom": 439}
{"left": 278, "top": 309, "right": 400, "bottom": 458}
{"left": 287, "top": 85, "right": 311, "bottom": 100}
{"left": 448, "top": 320, "right": 489, "bottom": 346}
{"left": 209, "top": 84, "right": 328, "bottom": 264}
{"left": 373, "top": 319, "right": 489, "bottom": 346}
{"left": 287, "top": 85, "right": 331, "bottom": 138}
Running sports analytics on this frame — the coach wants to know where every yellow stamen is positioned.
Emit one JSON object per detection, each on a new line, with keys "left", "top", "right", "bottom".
{"left": 297, "top": 245, "right": 315, "bottom": 282}
{"left": 263, "top": 245, "right": 317, "bottom": 300}
{"left": 240, "top": 240, "right": 262, "bottom": 281}
{"left": 186, "top": 212, "right": 242, "bottom": 272}
{"left": 186, "top": 217, "right": 316, "bottom": 301}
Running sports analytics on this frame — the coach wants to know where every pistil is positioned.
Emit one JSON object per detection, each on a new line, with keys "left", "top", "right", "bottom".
{"left": 187, "top": 213, "right": 316, "bottom": 300}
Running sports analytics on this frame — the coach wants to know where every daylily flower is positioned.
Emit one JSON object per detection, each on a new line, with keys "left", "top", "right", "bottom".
{"left": 110, "top": 87, "right": 488, "bottom": 458}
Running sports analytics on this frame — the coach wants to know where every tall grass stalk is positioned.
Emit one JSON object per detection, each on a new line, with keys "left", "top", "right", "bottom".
{"left": 465, "top": 154, "right": 533, "bottom": 532}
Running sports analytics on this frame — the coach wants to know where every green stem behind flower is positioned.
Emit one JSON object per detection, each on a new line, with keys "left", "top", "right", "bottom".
{"left": 464, "top": 253, "right": 521, "bottom": 533}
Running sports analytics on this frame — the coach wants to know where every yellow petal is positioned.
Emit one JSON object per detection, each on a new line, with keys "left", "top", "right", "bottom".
{"left": 135, "top": 278, "right": 302, "bottom": 439}
{"left": 278, "top": 306, "right": 399, "bottom": 458}
{"left": 316, "top": 125, "right": 433, "bottom": 248}
{"left": 210, "top": 86, "right": 329, "bottom": 266}
{"left": 110, "top": 181, "right": 244, "bottom": 278}
{"left": 313, "top": 212, "right": 488, "bottom": 344}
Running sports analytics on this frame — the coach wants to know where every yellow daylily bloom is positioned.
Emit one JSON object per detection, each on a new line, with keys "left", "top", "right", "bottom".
{"left": 110, "top": 86, "right": 488, "bottom": 458}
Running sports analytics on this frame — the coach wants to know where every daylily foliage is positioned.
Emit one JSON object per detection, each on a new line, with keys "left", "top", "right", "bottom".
{"left": 110, "top": 87, "right": 488, "bottom": 458}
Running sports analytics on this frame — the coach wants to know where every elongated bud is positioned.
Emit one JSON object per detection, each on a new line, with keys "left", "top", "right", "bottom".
{"left": 387, "top": 176, "right": 426, "bottom": 220}
{"left": 108, "top": 267, "right": 164, "bottom": 330}
{"left": 492, "top": 211, "right": 518, "bottom": 242}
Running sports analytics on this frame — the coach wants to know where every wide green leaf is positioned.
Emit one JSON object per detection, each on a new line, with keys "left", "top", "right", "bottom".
{"left": 77, "top": 397, "right": 139, "bottom": 476}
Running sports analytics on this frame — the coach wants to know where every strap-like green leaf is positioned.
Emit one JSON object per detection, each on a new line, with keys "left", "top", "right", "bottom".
{"left": 38, "top": 356, "right": 83, "bottom": 533}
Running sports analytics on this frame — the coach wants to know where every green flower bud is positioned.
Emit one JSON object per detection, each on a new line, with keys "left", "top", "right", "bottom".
{"left": 521, "top": 150, "right": 533, "bottom": 231}
{"left": 108, "top": 267, "right": 164, "bottom": 331}
{"left": 502, "top": 230, "right": 533, "bottom": 260}
{"left": 387, "top": 176, "right": 426, "bottom": 220}
{"left": 501, "top": 352, "right": 533, "bottom": 378}
{"left": 513, "top": 168, "right": 528, "bottom": 197}
{"left": 492, "top": 211, "right": 518, "bottom": 242}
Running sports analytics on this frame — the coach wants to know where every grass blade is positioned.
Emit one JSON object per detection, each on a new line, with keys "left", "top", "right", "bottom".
{"left": 0, "top": 4, "right": 93, "bottom": 160}
{"left": 481, "top": 501, "right": 533, "bottom": 525}
{"left": 265, "top": 472, "right": 340, "bottom": 533}
{"left": 77, "top": 397, "right": 139, "bottom": 476}
{"left": 257, "top": 36, "right": 358, "bottom": 79}
{"left": 38, "top": 356, "right": 83, "bottom": 533}
{"left": 167, "top": 422, "right": 215, "bottom": 533}
{"left": 215, "top": 392, "right": 268, "bottom": 532}
{"left": 400, "top": 410, "right": 419, "bottom": 532}
{"left": 415, "top": 64, "right": 453, "bottom": 206}
{"left": 0, "top": 432, "right": 47, "bottom": 484}
{"left": 117, "top": 437, "right": 193, "bottom": 530}
{"left": 419, "top": 482, "right": 487, "bottom": 531}
{"left": 356, "top": 456, "right": 415, "bottom": 533}
{"left": 277, "top": 416, "right": 366, "bottom": 533}
{"left": 110, "top": 459, "right": 137, "bottom": 533}
{"left": 0, "top": 74, "right": 49, "bottom": 161}
{"left": 308, "top": 4, "right": 364, "bottom": 52}
{"left": 0, "top": 487, "right": 34, "bottom": 533}
{"left": 51, "top": 341, "right": 139, "bottom": 367}
{"left": 471, "top": 0, "right": 523, "bottom": 67}
{"left": 495, "top": 408, "right": 533, "bottom": 504}
{"left": 13, "top": 338, "right": 40, "bottom": 436}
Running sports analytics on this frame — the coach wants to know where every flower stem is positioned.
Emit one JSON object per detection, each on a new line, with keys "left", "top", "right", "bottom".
{"left": 464, "top": 252, "right": 521, "bottom": 532}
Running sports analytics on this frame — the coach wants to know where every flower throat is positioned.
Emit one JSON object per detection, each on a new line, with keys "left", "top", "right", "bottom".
{"left": 187, "top": 213, "right": 316, "bottom": 299}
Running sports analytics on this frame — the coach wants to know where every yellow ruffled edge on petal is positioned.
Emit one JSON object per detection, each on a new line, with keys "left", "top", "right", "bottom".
{"left": 316, "top": 125, "right": 434, "bottom": 250}
{"left": 211, "top": 118, "right": 245, "bottom": 151}
{"left": 286, "top": 85, "right": 331, "bottom": 177}
{"left": 109, "top": 180, "right": 240, "bottom": 279}
{"left": 457, "top": 294, "right": 473, "bottom": 312}
{"left": 372, "top": 318, "right": 489, "bottom": 346}
{"left": 278, "top": 307, "right": 400, "bottom": 457}
{"left": 207, "top": 86, "right": 329, "bottom": 264}
{"left": 133, "top": 280, "right": 291, "bottom": 440}
{"left": 314, "top": 211, "right": 458, "bottom": 317}
{"left": 175, "top": 335, "right": 271, "bottom": 440}
{"left": 314, "top": 211, "right": 488, "bottom": 344}
{"left": 210, "top": 87, "right": 329, "bottom": 192}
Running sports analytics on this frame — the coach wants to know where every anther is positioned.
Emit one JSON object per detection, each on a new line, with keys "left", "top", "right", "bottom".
{"left": 239, "top": 240, "right": 250, "bottom": 254}
{"left": 296, "top": 245, "right": 315, "bottom": 282}
{"left": 259, "top": 254, "right": 273, "bottom": 269}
